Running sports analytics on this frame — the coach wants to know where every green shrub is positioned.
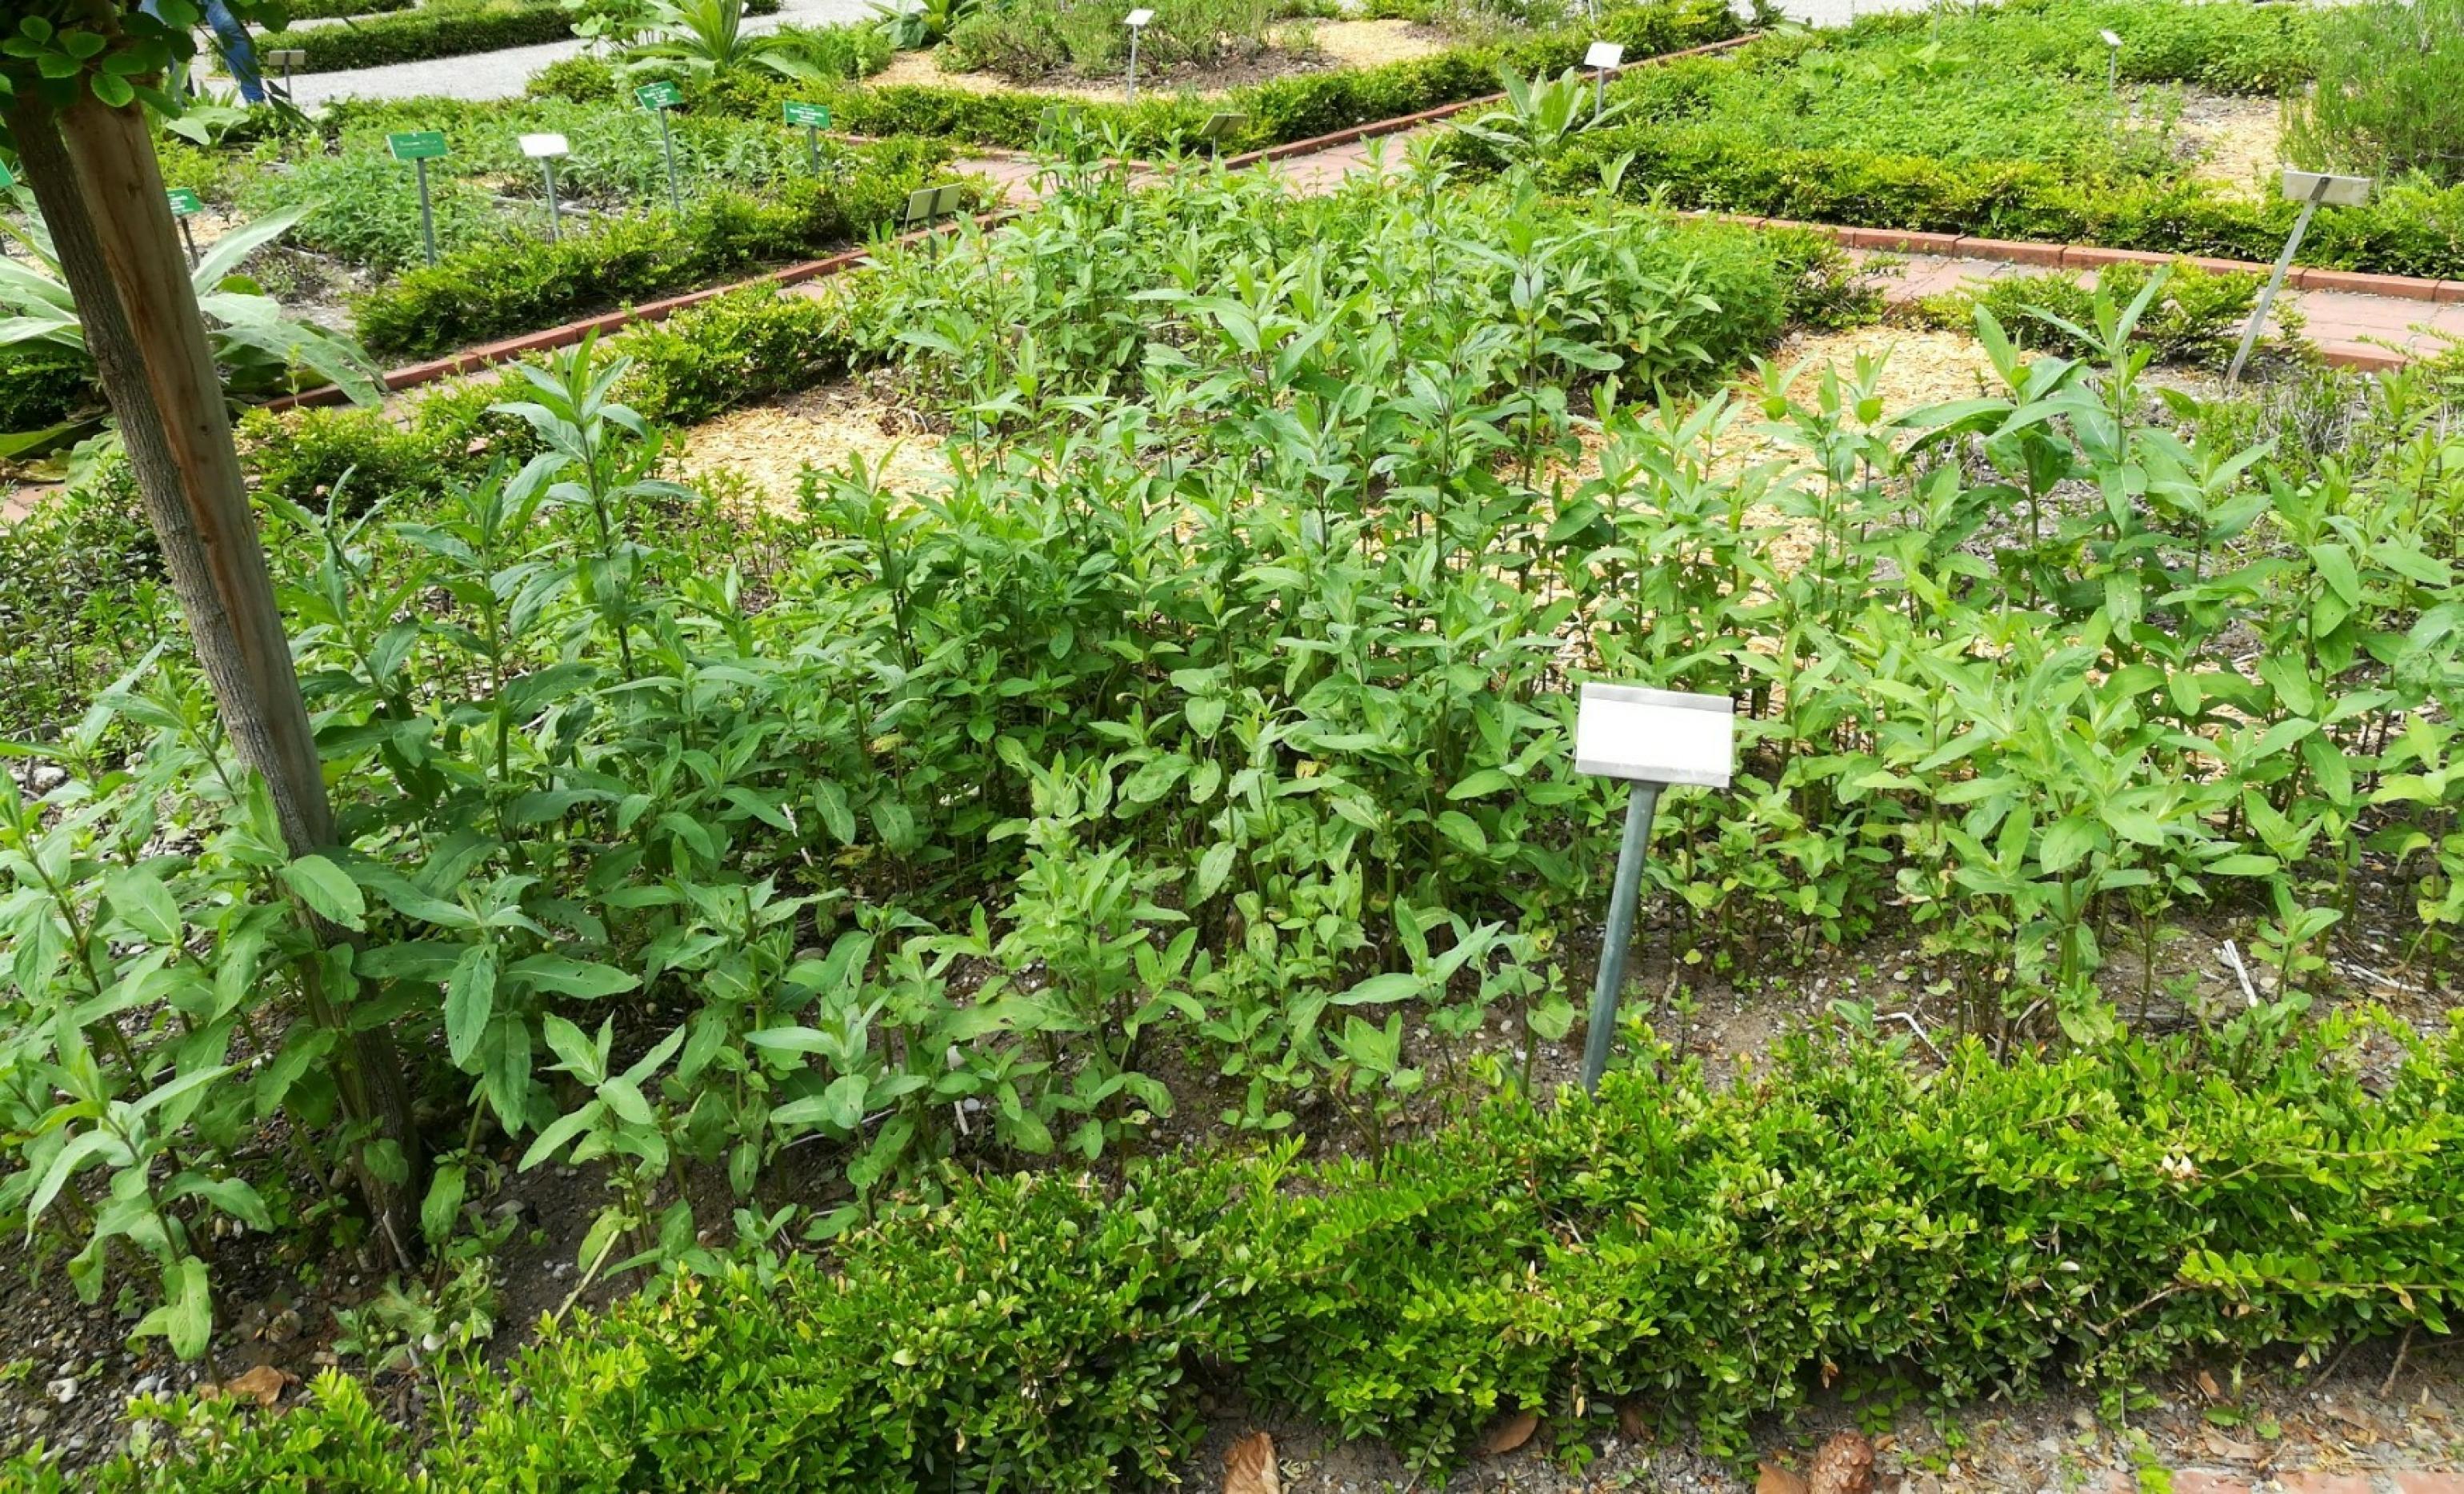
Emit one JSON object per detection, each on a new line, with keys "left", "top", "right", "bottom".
{"left": 2285, "top": 0, "right": 2464, "bottom": 189}
{"left": 614, "top": 285, "right": 853, "bottom": 424}
{"left": 67, "top": 1018, "right": 2464, "bottom": 1489}
{"left": 350, "top": 138, "right": 957, "bottom": 358}
{"left": 943, "top": 0, "right": 1278, "bottom": 81}
{"left": 278, "top": 0, "right": 417, "bottom": 20}
{"left": 238, "top": 146, "right": 510, "bottom": 272}
{"left": 1550, "top": 126, "right": 2464, "bottom": 282}
{"left": 0, "top": 346, "right": 98, "bottom": 434}
{"left": 1918, "top": 258, "right": 2267, "bottom": 369}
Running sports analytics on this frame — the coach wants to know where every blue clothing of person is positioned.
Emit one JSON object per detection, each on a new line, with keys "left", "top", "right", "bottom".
{"left": 140, "top": 0, "right": 267, "bottom": 103}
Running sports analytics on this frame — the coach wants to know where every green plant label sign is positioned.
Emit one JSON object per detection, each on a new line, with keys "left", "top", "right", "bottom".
{"left": 388, "top": 130, "right": 450, "bottom": 162}
{"left": 0, "top": 161, "right": 14, "bottom": 190}
{"left": 637, "top": 82, "right": 685, "bottom": 111}
{"left": 165, "top": 187, "right": 203, "bottom": 217}
{"left": 784, "top": 101, "right": 832, "bottom": 130}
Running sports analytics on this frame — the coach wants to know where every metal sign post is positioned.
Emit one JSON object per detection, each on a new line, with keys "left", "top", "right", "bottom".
{"left": 1124, "top": 9, "right": 1154, "bottom": 103}
{"left": 2099, "top": 29, "right": 2121, "bottom": 94}
{"left": 785, "top": 100, "right": 834, "bottom": 175}
{"left": 1571, "top": 684, "right": 1736, "bottom": 1093}
{"left": 521, "top": 133, "right": 570, "bottom": 241}
{"left": 166, "top": 187, "right": 205, "bottom": 266}
{"left": 1585, "top": 41, "right": 1624, "bottom": 122}
{"left": 265, "top": 47, "right": 304, "bottom": 102}
{"left": 1197, "top": 110, "right": 1248, "bottom": 154}
{"left": 387, "top": 130, "right": 450, "bottom": 266}
{"left": 2227, "top": 168, "right": 2373, "bottom": 385}
{"left": 637, "top": 82, "right": 686, "bottom": 215}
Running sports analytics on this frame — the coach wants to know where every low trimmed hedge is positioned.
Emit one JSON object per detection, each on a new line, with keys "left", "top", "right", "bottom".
{"left": 268, "top": 0, "right": 781, "bottom": 74}
{"left": 526, "top": 0, "right": 1746, "bottom": 155}
{"left": 0, "top": 347, "right": 98, "bottom": 435}
{"left": 53, "top": 1016, "right": 2464, "bottom": 1490}
{"left": 350, "top": 136, "right": 958, "bottom": 358}
{"left": 1546, "top": 125, "right": 2464, "bottom": 282}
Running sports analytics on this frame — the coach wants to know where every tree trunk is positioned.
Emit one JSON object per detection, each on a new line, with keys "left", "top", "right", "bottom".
{"left": 4, "top": 85, "right": 422, "bottom": 1264}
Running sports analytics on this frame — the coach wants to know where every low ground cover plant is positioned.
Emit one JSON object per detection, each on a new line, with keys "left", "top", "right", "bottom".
{"left": 941, "top": 0, "right": 1281, "bottom": 82}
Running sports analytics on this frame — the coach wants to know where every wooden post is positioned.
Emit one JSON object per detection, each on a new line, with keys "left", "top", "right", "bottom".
{"left": 3, "top": 82, "right": 422, "bottom": 1260}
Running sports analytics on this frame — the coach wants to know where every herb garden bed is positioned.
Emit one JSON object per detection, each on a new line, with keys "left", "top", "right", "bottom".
{"left": 10, "top": 1, "right": 2464, "bottom": 1488}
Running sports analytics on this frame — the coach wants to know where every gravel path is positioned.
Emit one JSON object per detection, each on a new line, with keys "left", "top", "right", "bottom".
{"left": 271, "top": 0, "right": 878, "bottom": 108}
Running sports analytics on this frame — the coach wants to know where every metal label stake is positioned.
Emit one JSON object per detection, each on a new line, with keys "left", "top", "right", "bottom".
{"left": 1125, "top": 9, "right": 1154, "bottom": 103}
{"left": 166, "top": 187, "right": 204, "bottom": 266}
{"left": 2100, "top": 30, "right": 2121, "bottom": 94}
{"left": 786, "top": 100, "right": 833, "bottom": 175}
{"left": 1571, "top": 683, "right": 1735, "bottom": 1093}
{"left": 637, "top": 82, "right": 686, "bottom": 215}
{"left": 1585, "top": 41, "right": 1624, "bottom": 123}
{"left": 2228, "top": 168, "right": 2373, "bottom": 385}
{"left": 522, "top": 133, "right": 570, "bottom": 242}
{"left": 387, "top": 130, "right": 450, "bottom": 266}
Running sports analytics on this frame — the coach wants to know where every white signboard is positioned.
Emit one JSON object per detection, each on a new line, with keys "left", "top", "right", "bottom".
{"left": 1125, "top": 7, "right": 1154, "bottom": 24}
{"left": 2098, "top": 28, "right": 2122, "bottom": 46}
{"left": 1574, "top": 684, "right": 1734, "bottom": 789}
{"left": 519, "top": 133, "right": 570, "bottom": 160}
{"left": 1585, "top": 41, "right": 1624, "bottom": 70}
{"left": 2281, "top": 169, "right": 2372, "bottom": 207}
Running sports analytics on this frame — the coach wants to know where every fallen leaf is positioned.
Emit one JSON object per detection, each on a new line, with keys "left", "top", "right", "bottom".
{"left": 1223, "top": 1431, "right": 1279, "bottom": 1494}
{"left": 1618, "top": 1400, "right": 1646, "bottom": 1440}
{"left": 1482, "top": 1409, "right": 1540, "bottom": 1456}
{"left": 2198, "top": 1370, "right": 2222, "bottom": 1399}
{"left": 226, "top": 1364, "right": 293, "bottom": 1408}
{"left": 1758, "top": 1460, "right": 1810, "bottom": 1494}
{"left": 1809, "top": 1431, "right": 1876, "bottom": 1494}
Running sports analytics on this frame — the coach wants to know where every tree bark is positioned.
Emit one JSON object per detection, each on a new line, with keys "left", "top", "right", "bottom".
{"left": 5, "top": 84, "right": 422, "bottom": 1262}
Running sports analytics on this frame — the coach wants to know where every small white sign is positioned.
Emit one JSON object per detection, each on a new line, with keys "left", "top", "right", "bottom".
{"left": 2280, "top": 169, "right": 2372, "bottom": 207}
{"left": 1574, "top": 684, "right": 1734, "bottom": 789}
{"left": 2098, "top": 28, "right": 2122, "bottom": 46}
{"left": 519, "top": 133, "right": 570, "bottom": 160}
{"left": 1585, "top": 41, "right": 1624, "bottom": 70}
{"left": 1125, "top": 6, "right": 1154, "bottom": 24}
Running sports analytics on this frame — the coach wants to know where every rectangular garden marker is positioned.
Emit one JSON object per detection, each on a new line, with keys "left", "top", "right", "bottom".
{"left": 2100, "top": 30, "right": 2121, "bottom": 94}
{"left": 521, "top": 133, "right": 570, "bottom": 242}
{"left": 166, "top": 186, "right": 205, "bottom": 266}
{"left": 637, "top": 82, "right": 686, "bottom": 216}
{"left": 1124, "top": 9, "right": 1154, "bottom": 103}
{"left": 2228, "top": 169, "right": 2373, "bottom": 385}
{"left": 265, "top": 46, "right": 305, "bottom": 100}
{"left": 785, "top": 100, "right": 834, "bottom": 175}
{"left": 387, "top": 130, "right": 450, "bottom": 266}
{"left": 1585, "top": 41, "right": 1624, "bottom": 122}
{"left": 1572, "top": 684, "right": 1735, "bottom": 1093}
{"left": 1198, "top": 110, "right": 1247, "bottom": 152}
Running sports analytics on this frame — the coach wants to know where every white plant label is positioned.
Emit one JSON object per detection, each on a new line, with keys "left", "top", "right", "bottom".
{"left": 1586, "top": 41, "right": 1625, "bottom": 69}
{"left": 2280, "top": 169, "right": 2373, "bottom": 206}
{"left": 519, "top": 133, "right": 570, "bottom": 160}
{"left": 1573, "top": 684, "right": 1734, "bottom": 789}
{"left": 1126, "top": 8, "right": 1154, "bottom": 25}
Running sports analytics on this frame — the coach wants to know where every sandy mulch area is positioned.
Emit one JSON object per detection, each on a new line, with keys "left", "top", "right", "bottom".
{"left": 871, "top": 50, "right": 1126, "bottom": 101}
{"left": 2178, "top": 93, "right": 2282, "bottom": 198}
{"left": 670, "top": 381, "right": 950, "bottom": 509}
{"left": 1282, "top": 18, "right": 1449, "bottom": 68}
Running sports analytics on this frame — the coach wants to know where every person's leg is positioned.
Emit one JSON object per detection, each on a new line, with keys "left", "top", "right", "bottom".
{"left": 200, "top": 0, "right": 266, "bottom": 103}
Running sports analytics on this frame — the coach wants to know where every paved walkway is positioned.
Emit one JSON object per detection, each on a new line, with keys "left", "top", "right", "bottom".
{"left": 257, "top": 0, "right": 874, "bottom": 108}
{"left": 1879, "top": 252, "right": 2464, "bottom": 370}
